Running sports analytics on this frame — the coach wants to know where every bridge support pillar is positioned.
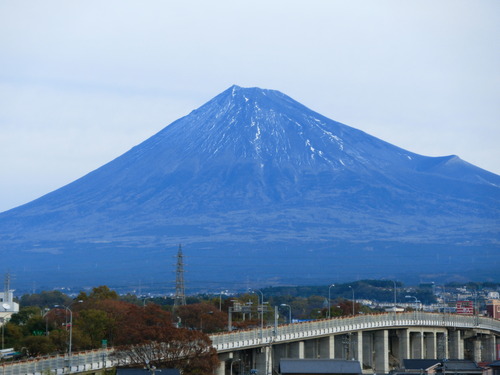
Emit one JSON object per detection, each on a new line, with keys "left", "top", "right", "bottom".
{"left": 473, "top": 337, "right": 482, "bottom": 362}
{"left": 334, "top": 335, "right": 345, "bottom": 359}
{"left": 362, "top": 331, "right": 374, "bottom": 369}
{"left": 215, "top": 360, "right": 226, "bottom": 375}
{"left": 274, "top": 342, "right": 289, "bottom": 364}
{"left": 410, "top": 331, "right": 424, "bottom": 358}
{"left": 425, "top": 332, "right": 436, "bottom": 359}
{"left": 353, "top": 331, "right": 363, "bottom": 361}
{"left": 374, "top": 329, "right": 389, "bottom": 374}
{"left": 397, "top": 329, "right": 410, "bottom": 363}
{"left": 449, "top": 330, "right": 464, "bottom": 359}
{"left": 437, "top": 331, "right": 448, "bottom": 359}
{"left": 290, "top": 340, "right": 305, "bottom": 359}
{"left": 319, "top": 336, "right": 334, "bottom": 358}
{"left": 254, "top": 346, "right": 272, "bottom": 375}
{"left": 305, "top": 339, "right": 319, "bottom": 358}
{"left": 482, "top": 334, "right": 496, "bottom": 361}
{"left": 216, "top": 352, "right": 233, "bottom": 375}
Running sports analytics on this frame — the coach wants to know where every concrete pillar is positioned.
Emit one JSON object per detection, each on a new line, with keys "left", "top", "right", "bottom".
{"left": 398, "top": 329, "right": 410, "bottom": 363}
{"left": 216, "top": 352, "right": 234, "bottom": 375}
{"left": 353, "top": 331, "right": 363, "bottom": 362}
{"left": 362, "top": 331, "right": 374, "bottom": 369}
{"left": 305, "top": 339, "right": 318, "bottom": 358}
{"left": 374, "top": 330, "right": 389, "bottom": 374}
{"left": 290, "top": 341, "right": 305, "bottom": 359}
{"left": 410, "top": 332, "right": 424, "bottom": 358}
{"left": 473, "top": 338, "right": 482, "bottom": 362}
{"left": 449, "top": 330, "right": 464, "bottom": 359}
{"left": 334, "top": 335, "right": 345, "bottom": 359}
{"left": 425, "top": 332, "right": 436, "bottom": 359}
{"left": 273, "top": 343, "right": 288, "bottom": 367}
{"left": 215, "top": 360, "right": 226, "bottom": 375}
{"left": 436, "top": 332, "right": 448, "bottom": 359}
{"left": 255, "top": 346, "right": 271, "bottom": 375}
{"left": 319, "top": 335, "right": 335, "bottom": 359}
{"left": 319, "top": 336, "right": 335, "bottom": 358}
{"left": 482, "top": 334, "right": 496, "bottom": 361}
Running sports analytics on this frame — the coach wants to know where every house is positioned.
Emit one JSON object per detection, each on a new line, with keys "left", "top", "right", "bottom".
{"left": 399, "top": 359, "right": 485, "bottom": 375}
{"left": 401, "top": 359, "right": 441, "bottom": 374}
{"left": 486, "top": 300, "right": 500, "bottom": 319}
{"left": 279, "top": 358, "right": 362, "bottom": 375}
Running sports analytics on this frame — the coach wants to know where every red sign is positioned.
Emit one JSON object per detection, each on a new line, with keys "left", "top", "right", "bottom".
{"left": 456, "top": 300, "right": 474, "bottom": 315}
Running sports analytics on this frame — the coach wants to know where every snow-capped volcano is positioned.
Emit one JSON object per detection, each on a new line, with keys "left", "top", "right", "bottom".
{"left": 1, "top": 85, "right": 498, "bottom": 289}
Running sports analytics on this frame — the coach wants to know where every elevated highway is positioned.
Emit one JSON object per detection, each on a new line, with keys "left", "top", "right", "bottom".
{"left": 210, "top": 312, "right": 500, "bottom": 375}
{"left": 1, "top": 312, "right": 499, "bottom": 375}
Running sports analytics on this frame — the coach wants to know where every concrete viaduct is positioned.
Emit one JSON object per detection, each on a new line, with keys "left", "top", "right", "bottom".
{"left": 1, "top": 312, "right": 499, "bottom": 375}
{"left": 210, "top": 312, "right": 500, "bottom": 375}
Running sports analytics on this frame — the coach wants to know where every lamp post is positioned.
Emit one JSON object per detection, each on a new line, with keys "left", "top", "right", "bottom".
{"left": 55, "top": 305, "right": 74, "bottom": 356}
{"left": 405, "top": 295, "right": 420, "bottom": 310}
{"left": 328, "top": 284, "right": 335, "bottom": 319}
{"left": 348, "top": 286, "right": 355, "bottom": 315}
{"left": 55, "top": 300, "right": 82, "bottom": 368}
{"left": 230, "top": 358, "right": 241, "bottom": 375}
{"left": 280, "top": 304, "right": 292, "bottom": 324}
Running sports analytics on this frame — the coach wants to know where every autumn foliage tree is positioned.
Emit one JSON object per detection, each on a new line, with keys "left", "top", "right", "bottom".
{"left": 176, "top": 303, "right": 227, "bottom": 333}
{"left": 111, "top": 304, "right": 219, "bottom": 374}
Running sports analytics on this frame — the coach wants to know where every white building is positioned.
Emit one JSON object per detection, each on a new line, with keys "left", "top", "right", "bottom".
{"left": 0, "top": 289, "right": 19, "bottom": 313}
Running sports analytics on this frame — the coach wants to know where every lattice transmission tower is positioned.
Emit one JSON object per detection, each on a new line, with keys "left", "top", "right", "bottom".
{"left": 173, "top": 244, "right": 186, "bottom": 308}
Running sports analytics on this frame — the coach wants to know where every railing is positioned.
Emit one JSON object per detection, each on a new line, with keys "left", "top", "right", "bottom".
{"left": 209, "top": 311, "right": 500, "bottom": 352}
{"left": 1, "top": 349, "right": 113, "bottom": 375}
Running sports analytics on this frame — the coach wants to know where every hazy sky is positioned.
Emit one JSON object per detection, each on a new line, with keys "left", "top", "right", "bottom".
{"left": 1, "top": 1, "right": 499, "bottom": 213}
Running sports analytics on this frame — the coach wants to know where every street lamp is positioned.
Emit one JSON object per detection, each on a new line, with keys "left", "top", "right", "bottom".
{"left": 230, "top": 358, "right": 242, "bottom": 375}
{"left": 55, "top": 300, "right": 82, "bottom": 367}
{"left": 405, "top": 295, "right": 420, "bottom": 310}
{"left": 328, "top": 284, "right": 335, "bottom": 319}
{"left": 280, "top": 304, "right": 292, "bottom": 324}
{"left": 348, "top": 286, "right": 355, "bottom": 316}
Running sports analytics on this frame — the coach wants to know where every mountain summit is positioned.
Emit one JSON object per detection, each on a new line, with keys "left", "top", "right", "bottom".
{"left": 1, "top": 86, "right": 499, "bottom": 289}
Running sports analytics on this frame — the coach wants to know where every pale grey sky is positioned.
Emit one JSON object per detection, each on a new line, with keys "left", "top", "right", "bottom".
{"left": 1, "top": 0, "right": 499, "bottom": 212}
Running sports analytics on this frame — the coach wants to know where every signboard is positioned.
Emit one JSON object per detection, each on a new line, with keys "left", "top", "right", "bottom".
{"left": 456, "top": 300, "right": 474, "bottom": 315}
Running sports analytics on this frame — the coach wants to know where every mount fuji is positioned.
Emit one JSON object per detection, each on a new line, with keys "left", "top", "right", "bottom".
{"left": 1, "top": 85, "right": 499, "bottom": 290}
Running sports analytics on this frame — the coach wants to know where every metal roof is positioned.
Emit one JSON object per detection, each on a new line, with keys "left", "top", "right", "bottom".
{"left": 280, "top": 359, "right": 362, "bottom": 374}
{"left": 403, "top": 359, "right": 441, "bottom": 370}
{"left": 116, "top": 368, "right": 181, "bottom": 375}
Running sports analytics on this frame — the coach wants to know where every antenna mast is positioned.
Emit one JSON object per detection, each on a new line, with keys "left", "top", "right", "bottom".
{"left": 173, "top": 244, "right": 186, "bottom": 308}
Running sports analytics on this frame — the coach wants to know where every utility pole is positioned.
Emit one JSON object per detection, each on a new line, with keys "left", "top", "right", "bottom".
{"left": 173, "top": 244, "right": 186, "bottom": 309}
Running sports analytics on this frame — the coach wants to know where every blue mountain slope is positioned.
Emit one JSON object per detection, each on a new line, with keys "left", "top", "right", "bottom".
{"left": 1, "top": 85, "right": 499, "bottom": 289}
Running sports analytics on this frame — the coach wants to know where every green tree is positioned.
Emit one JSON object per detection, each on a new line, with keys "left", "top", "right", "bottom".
{"left": 75, "top": 309, "right": 111, "bottom": 348}
{"left": 88, "top": 286, "right": 118, "bottom": 301}
{"left": 23, "top": 336, "right": 56, "bottom": 356}
{"left": 3, "top": 322, "right": 24, "bottom": 349}
{"left": 9, "top": 306, "right": 42, "bottom": 326}
{"left": 20, "top": 291, "right": 72, "bottom": 309}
